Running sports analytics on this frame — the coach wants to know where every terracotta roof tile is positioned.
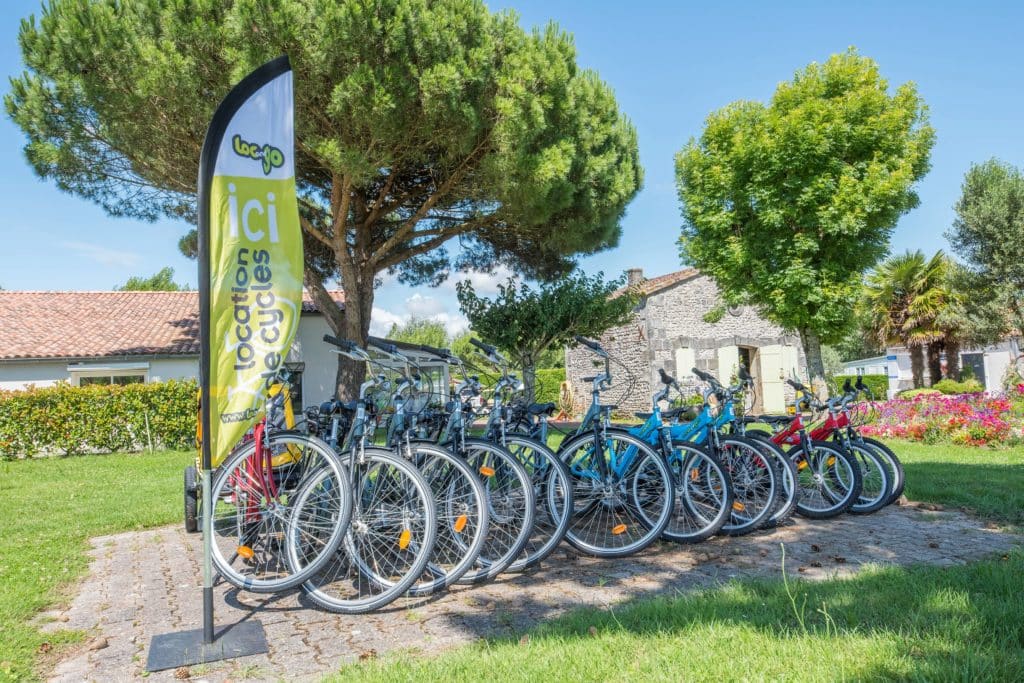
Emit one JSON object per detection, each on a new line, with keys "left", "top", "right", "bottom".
{"left": 615, "top": 268, "right": 700, "bottom": 297}
{"left": 0, "top": 290, "right": 344, "bottom": 361}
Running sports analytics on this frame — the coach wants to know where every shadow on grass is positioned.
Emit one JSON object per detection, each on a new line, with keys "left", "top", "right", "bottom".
{"left": 902, "top": 458, "right": 1024, "bottom": 527}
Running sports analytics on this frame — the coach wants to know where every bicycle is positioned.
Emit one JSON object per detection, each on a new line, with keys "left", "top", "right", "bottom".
{"left": 298, "top": 336, "right": 437, "bottom": 614}
{"left": 555, "top": 336, "right": 674, "bottom": 558}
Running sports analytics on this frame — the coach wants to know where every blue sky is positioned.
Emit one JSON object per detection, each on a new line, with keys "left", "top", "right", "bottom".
{"left": 2, "top": 0, "right": 1022, "bottom": 336}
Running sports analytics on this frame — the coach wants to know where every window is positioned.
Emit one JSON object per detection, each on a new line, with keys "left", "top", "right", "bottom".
{"left": 68, "top": 362, "right": 149, "bottom": 387}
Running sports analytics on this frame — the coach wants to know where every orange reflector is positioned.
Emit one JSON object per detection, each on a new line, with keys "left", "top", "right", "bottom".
{"left": 797, "top": 460, "right": 808, "bottom": 471}
{"left": 398, "top": 529, "right": 411, "bottom": 549}
{"left": 454, "top": 515, "right": 468, "bottom": 533}
{"left": 479, "top": 466, "right": 495, "bottom": 477}
{"left": 236, "top": 545, "right": 254, "bottom": 560}
{"left": 826, "top": 457, "right": 836, "bottom": 467}
{"left": 611, "top": 524, "right": 628, "bottom": 535}
{"left": 690, "top": 468, "right": 699, "bottom": 482}
{"left": 732, "top": 501, "right": 746, "bottom": 512}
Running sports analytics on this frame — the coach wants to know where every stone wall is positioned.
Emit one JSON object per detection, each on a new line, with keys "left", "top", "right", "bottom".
{"left": 565, "top": 272, "right": 807, "bottom": 416}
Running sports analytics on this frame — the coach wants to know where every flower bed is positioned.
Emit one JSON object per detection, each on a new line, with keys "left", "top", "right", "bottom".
{"left": 861, "top": 389, "right": 1024, "bottom": 447}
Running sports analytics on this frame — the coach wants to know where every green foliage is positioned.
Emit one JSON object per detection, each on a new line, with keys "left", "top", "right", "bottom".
{"left": 932, "top": 378, "right": 984, "bottom": 395}
{"left": 533, "top": 367, "right": 565, "bottom": 405}
{"left": 115, "top": 266, "right": 188, "bottom": 291}
{"left": 0, "top": 380, "right": 197, "bottom": 458}
{"left": 7, "top": 0, "right": 641, "bottom": 367}
{"left": 821, "top": 345, "right": 844, "bottom": 377}
{"left": 947, "top": 158, "right": 1024, "bottom": 335}
{"left": 676, "top": 49, "right": 934, "bottom": 377}
{"left": 457, "top": 270, "right": 635, "bottom": 400}
{"left": 386, "top": 317, "right": 449, "bottom": 350}
{"left": 702, "top": 304, "right": 725, "bottom": 324}
{"left": 897, "top": 388, "right": 941, "bottom": 399}
{"left": 832, "top": 374, "right": 888, "bottom": 399}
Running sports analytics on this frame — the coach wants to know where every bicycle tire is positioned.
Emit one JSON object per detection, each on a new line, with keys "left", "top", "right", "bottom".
{"left": 787, "top": 440, "right": 862, "bottom": 519}
{"left": 859, "top": 437, "right": 905, "bottom": 504}
{"left": 743, "top": 430, "right": 800, "bottom": 527}
{"left": 717, "top": 435, "right": 780, "bottom": 536}
{"left": 455, "top": 439, "right": 535, "bottom": 584}
{"left": 210, "top": 432, "right": 352, "bottom": 593}
{"left": 501, "top": 435, "right": 573, "bottom": 572}
{"left": 665, "top": 440, "right": 734, "bottom": 543}
{"left": 846, "top": 442, "right": 891, "bottom": 515}
{"left": 184, "top": 465, "right": 199, "bottom": 534}
{"left": 301, "top": 447, "right": 437, "bottom": 614}
{"left": 404, "top": 441, "right": 489, "bottom": 595}
{"left": 559, "top": 430, "right": 674, "bottom": 558}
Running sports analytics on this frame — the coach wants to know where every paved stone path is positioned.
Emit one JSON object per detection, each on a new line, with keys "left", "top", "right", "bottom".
{"left": 43, "top": 503, "right": 1020, "bottom": 682}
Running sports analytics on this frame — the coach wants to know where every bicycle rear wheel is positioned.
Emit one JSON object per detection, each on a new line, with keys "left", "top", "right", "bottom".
{"left": 717, "top": 435, "right": 779, "bottom": 536}
{"left": 859, "top": 437, "right": 905, "bottom": 504}
{"left": 456, "top": 439, "right": 535, "bottom": 583}
{"left": 665, "top": 440, "right": 733, "bottom": 543}
{"left": 788, "top": 440, "right": 863, "bottom": 519}
{"left": 301, "top": 447, "right": 436, "bottom": 614}
{"left": 210, "top": 432, "right": 351, "bottom": 593}
{"left": 743, "top": 431, "right": 800, "bottom": 527}
{"left": 405, "top": 442, "right": 488, "bottom": 595}
{"left": 559, "top": 431, "right": 674, "bottom": 558}
{"left": 846, "top": 442, "right": 891, "bottom": 515}
{"left": 501, "top": 435, "right": 573, "bottom": 572}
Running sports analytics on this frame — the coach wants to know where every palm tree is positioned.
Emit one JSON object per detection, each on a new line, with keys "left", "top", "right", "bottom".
{"left": 863, "top": 250, "right": 949, "bottom": 388}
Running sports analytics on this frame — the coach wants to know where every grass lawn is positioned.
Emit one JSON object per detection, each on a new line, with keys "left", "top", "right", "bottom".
{"left": 1, "top": 439, "right": 1021, "bottom": 681}
{"left": 889, "top": 439, "right": 1024, "bottom": 528}
{"left": 331, "top": 552, "right": 1024, "bottom": 682}
{"left": 0, "top": 451, "right": 191, "bottom": 682}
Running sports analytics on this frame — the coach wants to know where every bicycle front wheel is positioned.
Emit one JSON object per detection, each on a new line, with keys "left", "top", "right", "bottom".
{"left": 717, "top": 435, "right": 779, "bottom": 536}
{"left": 789, "top": 440, "right": 863, "bottom": 519}
{"left": 665, "top": 440, "right": 733, "bottom": 543}
{"left": 559, "top": 431, "right": 674, "bottom": 558}
{"left": 210, "top": 432, "right": 352, "bottom": 593}
{"left": 301, "top": 447, "right": 436, "bottom": 614}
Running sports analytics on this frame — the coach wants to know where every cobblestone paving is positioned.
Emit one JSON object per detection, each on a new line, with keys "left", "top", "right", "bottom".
{"left": 43, "top": 503, "right": 1020, "bottom": 682}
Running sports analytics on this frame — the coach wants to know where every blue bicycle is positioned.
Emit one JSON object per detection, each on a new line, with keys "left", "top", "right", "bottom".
{"left": 555, "top": 336, "right": 675, "bottom": 558}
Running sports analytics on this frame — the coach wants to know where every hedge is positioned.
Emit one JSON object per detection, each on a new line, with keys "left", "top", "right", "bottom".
{"left": 832, "top": 374, "right": 889, "bottom": 399}
{"left": 0, "top": 379, "right": 198, "bottom": 458}
{"left": 534, "top": 367, "right": 566, "bottom": 405}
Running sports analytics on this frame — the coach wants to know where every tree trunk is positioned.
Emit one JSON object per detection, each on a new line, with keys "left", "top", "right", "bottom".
{"left": 335, "top": 269, "right": 375, "bottom": 400}
{"left": 799, "top": 328, "right": 825, "bottom": 381}
{"left": 946, "top": 338, "right": 961, "bottom": 380}
{"left": 521, "top": 356, "right": 537, "bottom": 405}
{"left": 927, "top": 343, "right": 942, "bottom": 386}
{"left": 910, "top": 344, "right": 925, "bottom": 388}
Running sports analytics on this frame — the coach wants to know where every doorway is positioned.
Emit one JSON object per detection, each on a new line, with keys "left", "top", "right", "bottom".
{"left": 961, "top": 353, "right": 986, "bottom": 387}
{"left": 737, "top": 346, "right": 763, "bottom": 414}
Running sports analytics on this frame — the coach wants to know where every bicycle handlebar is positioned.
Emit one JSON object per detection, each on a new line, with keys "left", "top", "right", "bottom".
{"left": 322, "top": 334, "right": 356, "bottom": 352}
{"left": 574, "top": 335, "right": 605, "bottom": 354}
{"left": 469, "top": 337, "right": 496, "bottom": 354}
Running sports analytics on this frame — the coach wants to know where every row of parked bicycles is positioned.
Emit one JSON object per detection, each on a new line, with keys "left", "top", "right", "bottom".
{"left": 183, "top": 333, "right": 903, "bottom": 615}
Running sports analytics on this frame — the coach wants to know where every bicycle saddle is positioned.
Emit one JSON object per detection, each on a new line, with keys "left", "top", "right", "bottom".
{"left": 527, "top": 402, "right": 556, "bottom": 415}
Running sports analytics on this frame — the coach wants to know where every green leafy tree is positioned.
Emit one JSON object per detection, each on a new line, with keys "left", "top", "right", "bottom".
{"left": 456, "top": 271, "right": 635, "bottom": 402}
{"left": 946, "top": 159, "right": 1024, "bottom": 347}
{"left": 675, "top": 49, "right": 934, "bottom": 379}
{"left": 115, "top": 266, "right": 187, "bottom": 292}
{"left": 385, "top": 316, "right": 449, "bottom": 350}
{"left": 7, "top": 0, "right": 641, "bottom": 398}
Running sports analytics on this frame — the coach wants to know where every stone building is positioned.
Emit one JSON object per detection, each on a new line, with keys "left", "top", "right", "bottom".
{"left": 565, "top": 268, "right": 807, "bottom": 415}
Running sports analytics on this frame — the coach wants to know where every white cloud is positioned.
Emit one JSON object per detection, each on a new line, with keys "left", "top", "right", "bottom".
{"left": 61, "top": 241, "right": 141, "bottom": 268}
{"left": 441, "top": 265, "right": 516, "bottom": 296}
{"left": 368, "top": 306, "right": 406, "bottom": 337}
{"left": 369, "top": 297, "right": 469, "bottom": 339}
{"left": 405, "top": 293, "right": 446, "bottom": 318}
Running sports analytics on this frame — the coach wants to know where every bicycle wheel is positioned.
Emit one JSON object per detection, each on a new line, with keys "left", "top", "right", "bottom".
{"left": 859, "top": 437, "right": 905, "bottom": 504}
{"left": 301, "top": 447, "right": 436, "bottom": 614}
{"left": 501, "top": 435, "right": 573, "bottom": 572}
{"left": 743, "top": 431, "right": 800, "bottom": 527}
{"left": 210, "top": 432, "right": 351, "bottom": 593}
{"left": 788, "top": 440, "right": 863, "bottom": 519}
{"left": 717, "top": 435, "right": 779, "bottom": 536}
{"left": 846, "top": 442, "right": 891, "bottom": 515}
{"left": 404, "top": 442, "right": 488, "bottom": 595}
{"left": 559, "top": 431, "right": 674, "bottom": 558}
{"left": 456, "top": 439, "right": 535, "bottom": 583}
{"left": 184, "top": 465, "right": 198, "bottom": 533}
{"left": 664, "top": 440, "right": 733, "bottom": 543}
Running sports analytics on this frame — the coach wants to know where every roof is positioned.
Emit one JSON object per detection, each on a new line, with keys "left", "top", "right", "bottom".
{"left": 0, "top": 290, "right": 345, "bottom": 361}
{"left": 616, "top": 268, "right": 700, "bottom": 297}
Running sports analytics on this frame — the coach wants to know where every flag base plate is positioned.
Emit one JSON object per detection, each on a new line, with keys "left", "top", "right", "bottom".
{"left": 146, "top": 620, "right": 268, "bottom": 672}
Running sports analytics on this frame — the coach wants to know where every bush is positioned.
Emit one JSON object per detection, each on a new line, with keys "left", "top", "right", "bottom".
{"left": 897, "top": 388, "right": 942, "bottom": 399}
{"left": 932, "top": 378, "right": 984, "bottom": 395}
{"left": 832, "top": 374, "right": 889, "bottom": 399}
{"left": 534, "top": 367, "right": 566, "bottom": 405}
{"left": 0, "top": 379, "right": 198, "bottom": 458}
